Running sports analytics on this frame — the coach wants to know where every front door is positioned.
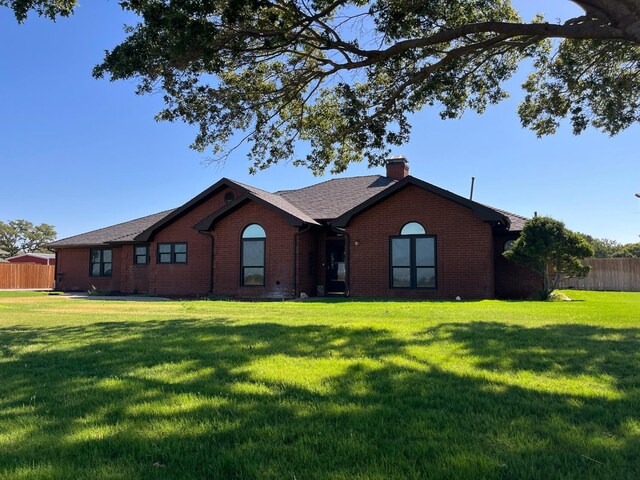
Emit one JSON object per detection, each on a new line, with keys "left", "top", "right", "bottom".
{"left": 325, "top": 239, "right": 346, "bottom": 295}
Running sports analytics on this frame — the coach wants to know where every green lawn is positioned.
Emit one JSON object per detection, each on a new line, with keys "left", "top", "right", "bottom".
{"left": 0, "top": 291, "right": 639, "bottom": 479}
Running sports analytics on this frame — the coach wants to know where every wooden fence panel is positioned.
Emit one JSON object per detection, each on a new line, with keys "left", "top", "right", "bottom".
{"left": 0, "top": 264, "right": 55, "bottom": 289}
{"left": 559, "top": 258, "right": 640, "bottom": 292}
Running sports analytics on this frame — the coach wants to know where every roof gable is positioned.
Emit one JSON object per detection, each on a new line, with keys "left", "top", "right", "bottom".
{"left": 135, "top": 179, "right": 234, "bottom": 241}
{"left": 137, "top": 178, "right": 319, "bottom": 240}
{"left": 194, "top": 190, "right": 320, "bottom": 231}
{"left": 332, "top": 176, "right": 510, "bottom": 228}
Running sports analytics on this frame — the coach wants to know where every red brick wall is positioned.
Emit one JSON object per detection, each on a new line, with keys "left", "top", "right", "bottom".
{"left": 346, "top": 185, "right": 495, "bottom": 299}
{"left": 147, "top": 187, "right": 239, "bottom": 296}
{"left": 212, "top": 201, "right": 297, "bottom": 298}
{"left": 120, "top": 245, "right": 150, "bottom": 294}
{"left": 494, "top": 233, "right": 543, "bottom": 298}
{"left": 296, "top": 228, "right": 318, "bottom": 297}
{"left": 55, "top": 246, "right": 122, "bottom": 292}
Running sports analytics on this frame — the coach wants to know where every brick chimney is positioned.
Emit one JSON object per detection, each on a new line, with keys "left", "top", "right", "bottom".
{"left": 385, "top": 155, "right": 409, "bottom": 180}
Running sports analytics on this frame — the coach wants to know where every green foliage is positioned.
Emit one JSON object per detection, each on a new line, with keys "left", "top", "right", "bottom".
{"left": 504, "top": 216, "right": 594, "bottom": 299}
{"left": 0, "top": 0, "right": 77, "bottom": 22}
{"left": 579, "top": 233, "right": 622, "bottom": 258}
{"left": 0, "top": 219, "right": 57, "bottom": 257}
{"left": 5, "top": 1, "right": 640, "bottom": 173}
{"left": 579, "top": 235, "right": 640, "bottom": 258}
{"left": 613, "top": 242, "right": 640, "bottom": 258}
{"left": 0, "top": 290, "right": 639, "bottom": 478}
{"left": 87, "top": 285, "right": 111, "bottom": 296}
{"left": 520, "top": 39, "right": 640, "bottom": 136}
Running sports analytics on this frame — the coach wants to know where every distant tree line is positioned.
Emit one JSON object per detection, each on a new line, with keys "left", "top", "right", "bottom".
{"left": 0, "top": 220, "right": 56, "bottom": 257}
{"left": 579, "top": 235, "right": 640, "bottom": 258}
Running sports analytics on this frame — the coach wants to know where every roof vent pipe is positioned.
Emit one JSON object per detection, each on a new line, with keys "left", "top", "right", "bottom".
{"left": 469, "top": 176, "right": 475, "bottom": 201}
{"left": 385, "top": 155, "right": 409, "bottom": 180}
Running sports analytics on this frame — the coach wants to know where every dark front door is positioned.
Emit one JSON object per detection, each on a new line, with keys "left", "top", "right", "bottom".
{"left": 325, "top": 239, "right": 346, "bottom": 295}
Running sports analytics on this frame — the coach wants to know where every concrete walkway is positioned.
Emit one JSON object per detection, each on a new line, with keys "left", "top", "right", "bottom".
{"left": 0, "top": 288, "right": 53, "bottom": 291}
{"left": 63, "top": 293, "right": 171, "bottom": 302}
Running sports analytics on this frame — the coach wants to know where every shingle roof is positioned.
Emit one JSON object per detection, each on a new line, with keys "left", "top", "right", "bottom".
{"left": 48, "top": 174, "right": 529, "bottom": 248}
{"left": 484, "top": 206, "right": 529, "bottom": 231}
{"left": 46, "top": 209, "right": 175, "bottom": 248}
{"left": 277, "top": 175, "right": 396, "bottom": 220}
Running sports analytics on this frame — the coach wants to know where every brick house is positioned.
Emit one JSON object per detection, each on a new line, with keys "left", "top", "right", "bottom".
{"left": 46, "top": 157, "right": 541, "bottom": 299}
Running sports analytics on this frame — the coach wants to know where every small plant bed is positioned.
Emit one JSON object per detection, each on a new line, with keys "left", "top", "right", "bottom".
{"left": 0, "top": 290, "right": 638, "bottom": 479}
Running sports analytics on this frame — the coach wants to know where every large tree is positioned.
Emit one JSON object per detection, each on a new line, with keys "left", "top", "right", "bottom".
{"left": 0, "top": 220, "right": 57, "bottom": 257}
{"left": 6, "top": 1, "right": 640, "bottom": 174}
{"left": 504, "top": 216, "right": 594, "bottom": 299}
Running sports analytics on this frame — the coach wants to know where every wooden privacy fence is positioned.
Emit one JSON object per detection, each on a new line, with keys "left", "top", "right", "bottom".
{"left": 0, "top": 264, "right": 55, "bottom": 289}
{"left": 559, "top": 258, "right": 640, "bottom": 292}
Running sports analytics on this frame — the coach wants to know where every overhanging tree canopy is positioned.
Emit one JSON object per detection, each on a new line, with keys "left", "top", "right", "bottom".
{"left": 6, "top": 0, "right": 640, "bottom": 173}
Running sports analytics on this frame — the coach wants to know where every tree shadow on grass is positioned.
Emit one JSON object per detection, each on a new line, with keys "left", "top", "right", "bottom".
{"left": 419, "top": 322, "right": 640, "bottom": 383}
{"left": 0, "top": 319, "right": 639, "bottom": 479}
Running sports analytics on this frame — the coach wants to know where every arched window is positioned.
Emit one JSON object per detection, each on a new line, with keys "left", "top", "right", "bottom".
{"left": 390, "top": 222, "right": 436, "bottom": 289}
{"left": 400, "top": 222, "right": 426, "bottom": 235}
{"left": 242, "top": 224, "right": 265, "bottom": 286}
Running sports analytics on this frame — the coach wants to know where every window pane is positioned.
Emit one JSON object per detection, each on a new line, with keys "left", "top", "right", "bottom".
{"left": 416, "top": 268, "right": 436, "bottom": 288}
{"left": 401, "top": 222, "right": 425, "bottom": 235}
{"left": 392, "top": 267, "right": 411, "bottom": 287}
{"left": 102, "top": 250, "right": 112, "bottom": 262}
{"left": 243, "top": 267, "right": 264, "bottom": 285}
{"left": 158, "top": 244, "right": 171, "bottom": 253}
{"left": 243, "top": 224, "right": 266, "bottom": 239}
{"left": 391, "top": 238, "right": 410, "bottom": 267}
{"left": 159, "top": 253, "right": 171, "bottom": 263}
{"left": 243, "top": 240, "right": 264, "bottom": 266}
{"left": 135, "top": 246, "right": 147, "bottom": 256}
{"left": 174, "top": 243, "right": 187, "bottom": 253}
{"left": 91, "top": 263, "right": 101, "bottom": 276}
{"left": 103, "top": 263, "right": 112, "bottom": 277}
{"left": 336, "top": 262, "right": 346, "bottom": 282}
{"left": 135, "top": 255, "right": 147, "bottom": 264}
{"left": 174, "top": 253, "right": 187, "bottom": 263}
{"left": 416, "top": 237, "right": 435, "bottom": 266}
{"left": 91, "top": 250, "right": 101, "bottom": 262}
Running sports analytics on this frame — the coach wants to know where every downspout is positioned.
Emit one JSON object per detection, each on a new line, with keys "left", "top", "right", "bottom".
{"left": 330, "top": 224, "right": 350, "bottom": 297}
{"left": 292, "top": 224, "right": 312, "bottom": 298}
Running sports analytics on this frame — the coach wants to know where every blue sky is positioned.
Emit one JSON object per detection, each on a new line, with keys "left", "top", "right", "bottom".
{"left": 1, "top": 1, "right": 638, "bottom": 243}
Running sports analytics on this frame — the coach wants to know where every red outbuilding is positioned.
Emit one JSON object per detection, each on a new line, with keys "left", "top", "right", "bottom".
{"left": 7, "top": 253, "right": 56, "bottom": 265}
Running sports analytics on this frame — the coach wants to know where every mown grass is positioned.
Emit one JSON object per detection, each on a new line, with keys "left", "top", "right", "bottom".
{"left": 0, "top": 290, "right": 639, "bottom": 479}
